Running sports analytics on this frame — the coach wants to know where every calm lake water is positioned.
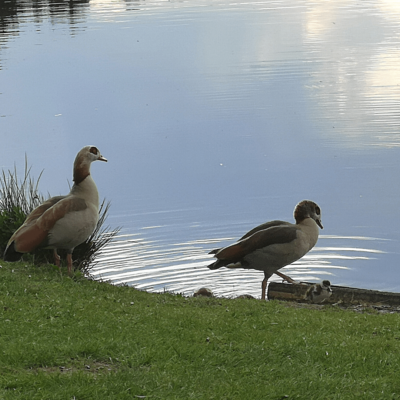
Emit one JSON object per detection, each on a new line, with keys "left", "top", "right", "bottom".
{"left": 1, "top": 0, "right": 400, "bottom": 298}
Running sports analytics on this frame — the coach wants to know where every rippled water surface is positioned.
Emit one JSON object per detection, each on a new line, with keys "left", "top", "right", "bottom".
{"left": 1, "top": 0, "right": 400, "bottom": 297}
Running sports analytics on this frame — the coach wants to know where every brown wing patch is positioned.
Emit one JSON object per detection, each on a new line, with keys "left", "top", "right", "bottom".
{"left": 214, "top": 242, "right": 250, "bottom": 262}
{"left": 215, "top": 226, "right": 298, "bottom": 262}
{"left": 36, "top": 197, "right": 87, "bottom": 231}
{"left": 208, "top": 248, "right": 219, "bottom": 255}
{"left": 23, "top": 196, "right": 64, "bottom": 225}
{"left": 240, "top": 220, "right": 290, "bottom": 240}
{"left": 209, "top": 221, "right": 290, "bottom": 256}
{"left": 10, "top": 224, "right": 49, "bottom": 253}
{"left": 7, "top": 196, "right": 65, "bottom": 252}
{"left": 9, "top": 196, "right": 87, "bottom": 253}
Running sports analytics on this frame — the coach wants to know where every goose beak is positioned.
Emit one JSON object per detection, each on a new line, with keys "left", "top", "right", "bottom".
{"left": 317, "top": 219, "right": 323, "bottom": 229}
{"left": 99, "top": 155, "right": 108, "bottom": 162}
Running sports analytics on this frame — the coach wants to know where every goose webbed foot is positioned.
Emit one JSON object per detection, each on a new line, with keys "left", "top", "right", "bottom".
{"left": 275, "top": 271, "right": 306, "bottom": 285}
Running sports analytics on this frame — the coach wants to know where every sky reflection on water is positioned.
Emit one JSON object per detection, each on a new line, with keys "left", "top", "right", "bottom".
{"left": 93, "top": 231, "right": 389, "bottom": 298}
{"left": 1, "top": 0, "right": 400, "bottom": 297}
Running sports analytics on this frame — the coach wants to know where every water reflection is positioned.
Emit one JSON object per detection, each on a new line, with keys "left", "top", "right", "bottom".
{"left": 2, "top": 0, "right": 400, "bottom": 147}
{"left": 0, "top": 0, "right": 89, "bottom": 28}
{"left": 305, "top": 1, "right": 400, "bottom": 147}
{"left": 0, "top": 0, "right": 89, "bottom": 58}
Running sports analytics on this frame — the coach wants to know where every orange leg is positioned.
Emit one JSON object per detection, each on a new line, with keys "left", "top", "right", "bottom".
{"left": 53, "top": 249, "right": 61, "bottom": 273}
{"left": 261, "top": 278, "right": 268, "bottom": 300}
{"left": 275, "top": 271, "right": 297, "bottom": 284}
{"left": 66, "top": 253, "right": 73, "bottom": 276}
{"left": 275, "top": 271, "right": 306, "bottom": 285}
{"left": 261, "top": 272, "right": 272, "bottom": 300}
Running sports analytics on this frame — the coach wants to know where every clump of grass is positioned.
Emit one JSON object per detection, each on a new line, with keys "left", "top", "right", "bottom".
{"left": 0, "top": 157, "right": 119, "bottom": 274}
{"left": 0, "top": 157, "right": 45, "bottom": 257}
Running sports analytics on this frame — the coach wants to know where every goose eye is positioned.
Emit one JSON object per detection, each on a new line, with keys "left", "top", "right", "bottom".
{"left": 89, "top": 146, "right": 98, "bottom": 155}
{"left": 315, "top": 206, "right": 320, "bottom": 215}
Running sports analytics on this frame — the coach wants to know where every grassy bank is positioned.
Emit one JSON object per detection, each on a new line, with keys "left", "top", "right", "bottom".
{"left": 0, "top": 262, "right": 400, "bottom": 399}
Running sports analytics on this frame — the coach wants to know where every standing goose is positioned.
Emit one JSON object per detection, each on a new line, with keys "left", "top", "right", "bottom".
{"left": 3, "top": 146, "right": 107, "bottom": 275}
{"left": 207, "top": 200, "right": 323, "bottom": 300}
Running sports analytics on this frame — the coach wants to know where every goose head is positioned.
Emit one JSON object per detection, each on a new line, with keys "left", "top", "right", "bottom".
{"left": 321, "top": 280, "right": 332, "bottom": 290}
{"left": 294, "top": 200, "right": 323, "bottom": 229}
{"left": 73, "top": 145, "right": 107, "bottom": 184}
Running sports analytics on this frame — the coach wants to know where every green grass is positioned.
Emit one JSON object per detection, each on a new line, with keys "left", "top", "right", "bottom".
{"left": 0, "top": 262, "right": 400, "bottom": 399}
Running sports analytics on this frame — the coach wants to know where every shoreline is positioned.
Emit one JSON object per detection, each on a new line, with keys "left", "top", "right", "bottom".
{"left": 268, "top": 281, "right": 400, "bottom": 313}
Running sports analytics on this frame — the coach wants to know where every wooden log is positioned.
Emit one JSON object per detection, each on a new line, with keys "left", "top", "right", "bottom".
{"left": 268, "top": 282, "right": 400, "bottom": 306}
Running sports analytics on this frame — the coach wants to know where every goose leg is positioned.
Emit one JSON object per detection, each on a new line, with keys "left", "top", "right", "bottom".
{"left": 53, "top": 249, "right": 61, "bottom": 273}
{"left": 275, "top": 271, "right": 297, "bottom": 284}
{"left": 261, "top": 272, "right": 272, "bottom": 300}
{"left": 66, "top": 253, "right": 73, "bottom": 276}
{"left": 275, "top": 271, "right": 306, "bottom": 285}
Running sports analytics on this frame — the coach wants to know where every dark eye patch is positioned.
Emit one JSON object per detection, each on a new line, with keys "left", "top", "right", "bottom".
{"left": 89, "top": 146, "right": 98, "bottom": 155}
{"left": 315, "top": 206, "right": 320, "bottom": 215}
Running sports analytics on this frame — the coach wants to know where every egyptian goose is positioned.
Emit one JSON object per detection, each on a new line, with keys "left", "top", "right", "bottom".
{"left": 3, "top": 146, "right": 107, "bottom": 275}
{"left": 305, "top": 280, "right": 332, "bottom": 303}
{"left": 207, "top": 200, "right": 323, "bottom": 300}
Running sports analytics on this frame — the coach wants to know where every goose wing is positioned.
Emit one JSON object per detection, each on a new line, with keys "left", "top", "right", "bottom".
{"left": 209, "top": 220, "right": 291, "bottom": 255}
{"left": 6, "top": 196, "right": 87, "bottom": 253}
{"left": 213, "top": 225, "right": 298, "bottom": 263}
